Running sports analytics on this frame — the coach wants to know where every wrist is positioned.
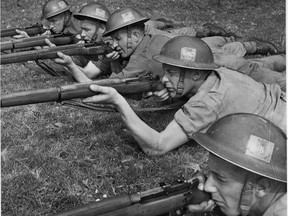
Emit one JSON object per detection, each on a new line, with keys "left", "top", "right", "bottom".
{"left": 114, "top": 93, "right": 128, "bottom": 111}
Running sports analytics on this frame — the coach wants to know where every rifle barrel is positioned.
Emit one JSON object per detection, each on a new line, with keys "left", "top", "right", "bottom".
{"left": 1, "top": 76, "right": 163, "bottom": 107}
{"left": 0, "top": 43, "right": 110, "bottom": 65}
{"left": 1, "top": 35, "right": 74, "bottom": 51}
{"left": 1, "top": 24, "right": 46, "bottom": 38}
{"left": 50, "top": 180, "right": 211, "bottom": 216}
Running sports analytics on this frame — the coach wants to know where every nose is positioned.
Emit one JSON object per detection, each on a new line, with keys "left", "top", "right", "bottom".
{"left": 49, "top": 23, "right": 54, "bottom": 29}
{"left": 80, "top": 30, "right": 86, "bottom": 37}
{"left": 161, "top": 74, "right": 169, "bottom": 85}
{"left": 112, "top": 39, "right": 118, "bottom": 49}
{"left": 203, "top": 174, "right": 217, "bottom": 193}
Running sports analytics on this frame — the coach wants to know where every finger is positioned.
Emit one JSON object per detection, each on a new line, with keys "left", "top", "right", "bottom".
{"left": 154, "top": 88, "right": 168, "bottom": 96}
{"left": 45, "top": 38, "right": 56, "bottom": 47}
{"left": 89, "top": 84, "right": 113, "bottom": 94}
{"left": 156, "top": 91, "right": 169, "bottom": 99}
{"left": 145, "top": 92, "right": 153, "bottom": 97}
{"left": 158, "top": 95, "right": 169, "bottom": 102}
{"left": 197, "top": 174, "right": 206, "bottom": 191}
{"left": 82, "top": 94, "right": 109, "bottom": 103}
{"left": 187, "top": 201, "right": 208, "bottom": 212}
{"left": 13, "top": 35, "right": 23, "bottom": 39}
{"left": 204, "top": 200, "right": 216, "bottom": 211}
{"left": 57, "top": 51, "right": 65, "bottom": 58}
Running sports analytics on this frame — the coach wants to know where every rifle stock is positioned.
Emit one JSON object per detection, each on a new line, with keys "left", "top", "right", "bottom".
{"left": 0, "top": 42, "right": 111, "bottom": 64}
{"left": 1, "top": 23, "right": 46, "bottom": 38}
{"left": 50, "top": 179, "right": 211, "bottom": 216}
{"left": 1, "top": 33, "right": 76, "bottom": 51}
{"left": 1, "top": 75, "right": 164, "bottom": 108}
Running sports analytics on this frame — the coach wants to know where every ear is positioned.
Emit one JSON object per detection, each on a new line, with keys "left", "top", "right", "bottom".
{"left": 255, "top": 178, "right": 272, "bottom": 198}
{"left": 132, "top": 30, "right": 141, "bottom": 43}
{"left": 191, "top": 70, "right": 202, "bottom": 81}
{"left": 63, "top": 11, "right": 70, "bottom": 22}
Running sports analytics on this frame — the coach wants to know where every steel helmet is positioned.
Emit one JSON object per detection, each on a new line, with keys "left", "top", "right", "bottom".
{"left": 193, "top": 113, "right": 287, "bottom": 182}
{"left": 73, "top": 3, "right": 110, "bottom": 23}
{"left": 153, "top": 36, "right": 219, "bottom": 70}
{"left": 42, "top": 0, "right": 71, "bottom": 19}
{"left": 103, "top": 7, "right": 149, "bottom": 37}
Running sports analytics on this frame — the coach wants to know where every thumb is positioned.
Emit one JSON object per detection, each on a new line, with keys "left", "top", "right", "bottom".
{"left": 57, "top": 51, "right": 65, "bottom": 58}
{"left": 89, "top": 84, "right": 103, "bottom": 93}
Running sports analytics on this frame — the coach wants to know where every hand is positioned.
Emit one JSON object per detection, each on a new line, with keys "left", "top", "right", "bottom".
{"left": 40, "top": 30, "right": 52, "bottom": 36}
{"left": 145, "top": 88, "right": 170, "bottom": 101}
{"left": 13, "top": 29, "right": 29, "bottom": 39}
{"left": 185, "top": 174, "right": 215, "bottom": 213}
{"left": 44, "top": 38, "right": 73, "bottom": 67}
{"left": 82, "top": 85, "right": 122, "bottom": 105}
{"left": 106, "top": 50, "right": 120, "bottom": 61}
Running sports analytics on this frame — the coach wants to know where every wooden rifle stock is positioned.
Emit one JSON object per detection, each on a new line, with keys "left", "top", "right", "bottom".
{"left": 1, "top": 23, "right": 46, "bottom": 38}
{"left": 50, "top": 179, "right": 211, "bottom": 216}
{"left": 0, "top": 42, "right": 112, "bottom": 64}
{"left": 1, "top": 75, "right": 164, "bottom": 108}
{"left": 1, "top": 33, "right": 76, "bottom": 51}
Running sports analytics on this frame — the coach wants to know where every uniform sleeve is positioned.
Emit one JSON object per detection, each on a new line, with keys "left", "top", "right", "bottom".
{"left": 262, "top": 194, "right": 287, "bottom": 216}
{"left": 174, "top": 101, "right": 218, "bottom": 139}
{"left": 110, "top": 54, "right": 151, "bottom": 78}
{"left": 91, "top": 58, "right": 112, "bottom": 77}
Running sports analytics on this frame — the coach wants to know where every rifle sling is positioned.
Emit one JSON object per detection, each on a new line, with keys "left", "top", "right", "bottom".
{"left": 61, "top": 99, "right": 185, "bottom": 113}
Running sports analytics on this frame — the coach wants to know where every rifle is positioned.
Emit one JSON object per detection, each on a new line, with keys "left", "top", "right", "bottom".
{"left": 0, "top": 33, "right": 76, "bottom": 52}
{"left": 1, "top": 23, "right": 46, "bottom": 38}
{"left": 0, "top": 41, "right": 112, "bottom": 65}
{"left": 50, "top": 179, "right": 211, "bottom": 216}
{"left": 1, "top": 75, "right": 164, "bottom": 108}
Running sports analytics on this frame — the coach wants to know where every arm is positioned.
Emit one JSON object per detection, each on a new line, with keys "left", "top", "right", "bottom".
{"left": 44, "top": 38, "right": 99, "bottom": 82}
{"left": 83, "top": 85, "right": 189, "bottom": 156}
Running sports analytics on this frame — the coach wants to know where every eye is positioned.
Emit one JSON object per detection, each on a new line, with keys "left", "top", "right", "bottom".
{"left": 211, "top": 172, "right": 226, "bottom": 183}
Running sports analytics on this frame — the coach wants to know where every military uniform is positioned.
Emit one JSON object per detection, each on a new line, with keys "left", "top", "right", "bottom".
{"left": 110, "top": 34, "right": 171, "bottom": 78}
{"left": 62, "top": 15, "right": 81, "bottom": 35}
{"left": 174, "top": 67, "right": 286, "bottom": 138}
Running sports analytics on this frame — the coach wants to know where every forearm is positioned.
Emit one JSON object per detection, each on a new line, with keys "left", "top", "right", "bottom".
{"left": 115, "top": 96, "right": 165, "bottom": 156}
{"left": 66, "top": 62, "right": 92, "bottom": 83}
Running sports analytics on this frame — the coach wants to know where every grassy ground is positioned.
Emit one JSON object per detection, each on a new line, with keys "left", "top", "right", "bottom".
{"left": 1, "top": 0, "right": 286, "bottom": 215}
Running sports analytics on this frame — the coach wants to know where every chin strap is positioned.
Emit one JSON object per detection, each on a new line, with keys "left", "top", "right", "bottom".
{"left": 127, "top": 26, "right": 133, "bottom": 50}
{"left": 176, "top": 71, "right": 186, "bottom": 97}
{"left": 240, "top": 174, "right": 257, "bottom": 216}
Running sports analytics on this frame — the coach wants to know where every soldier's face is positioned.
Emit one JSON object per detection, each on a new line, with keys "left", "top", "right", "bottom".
{"left": 47, "top": 13, "right": 65, "bottom": 33}
{"left": 111, "top": 29, "right": 135, "bottom": 58}
{"left": 80, "top": 20, "right": 98, "bottom": 43}
{"left": 161, "top": 64, "right": 182, "bottom": 98}
{"left": 204, "top": 154, "right": 248, "bottom": 216}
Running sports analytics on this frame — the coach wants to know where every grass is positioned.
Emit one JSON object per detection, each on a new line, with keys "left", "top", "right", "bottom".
{"left": 1, "top": 0, "right": 285, "bottom": 215}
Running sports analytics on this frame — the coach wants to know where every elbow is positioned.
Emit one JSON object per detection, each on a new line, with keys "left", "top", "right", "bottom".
{"left": 142, "top": 140, "right": 169, "bottom": 157}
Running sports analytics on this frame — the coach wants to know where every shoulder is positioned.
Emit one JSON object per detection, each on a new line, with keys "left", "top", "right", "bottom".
{"left": 263, "top": 193, "right": 287, "bottom": 216}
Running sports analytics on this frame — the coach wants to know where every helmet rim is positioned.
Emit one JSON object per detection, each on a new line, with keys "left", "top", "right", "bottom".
{"left": 192, "top": 113, "right": 287, "bottom": 183}
{"left": 103, "top": 17, "right": 149, "bottom": 37}
{"left": 73, "top": 13, "right": 107, "bottom": 23}
{"left": 42, "top": 6, "right": 70, "bottom": 19}
{"left": 153, "top": 54, "right": 220, "bottom": 70}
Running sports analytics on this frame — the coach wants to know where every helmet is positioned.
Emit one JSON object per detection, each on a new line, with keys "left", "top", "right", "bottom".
{"left": 192, "top": 113, "right": 287, "bottom": 182}
{"left": 103, "top": 7, "right": 149, "bottom": 37}
{"left": 73, "top": 3, "right": 110, "bottom": 23}
{"left": 42, "top": 0, "right": 70, "bottom": 19}
{"left": 153, "top": 36, "right": 219, "bottom": 70}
